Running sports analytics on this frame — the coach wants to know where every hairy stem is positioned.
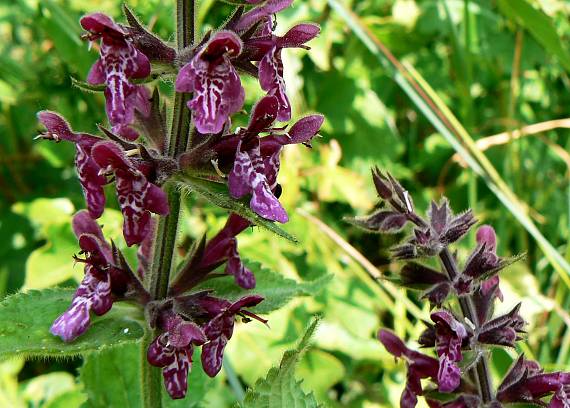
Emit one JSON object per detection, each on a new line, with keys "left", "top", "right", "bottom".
{"left": 142, "top": 1, "right": 196, "bottom": 407}
{"left": 439, "top": 248, "right": 494, "bottom": 404}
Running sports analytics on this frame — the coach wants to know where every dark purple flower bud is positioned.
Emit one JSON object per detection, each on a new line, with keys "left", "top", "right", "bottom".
{"left": 347, "top": 210, "right": 407, "bottom": 233}
{"left": 439, "top": 210, "right": 476, "bottom": 245}
{"left": 378, "top": 329, "right": 440, "bottom": 408}
{"left": 399, "top": 263, "right": 448, "bottom": 289}
{"left": 463, "top": 242, "right": 499, "bottom": 279}
{"left": 428, "top": 200, "right": 450, "bottom": 236}
{"left": 147, "top": 314, "right": 206, "bottom": 399}
{"left": 476, "top": 225, "right": 496, "bottom": 249}
{"left": 480, "top": 275, "right": 503, "bottom": 301}
{"left": 371, "top": 167, "right": 392, "bottom": 200}
{"left": 497, "top": 355, "right": 570, "bottom": 405}
{"left": 392, "top": 229, "right": 440, "bottom": 260}
{"left": 91, "top": 141, "right": 169, "bottom": 246}
{"left": 472, "top": 274, "right": 502, "bottom": 325}
{"left": 422, "top": 283, "right": 452, "bottom": 308}
{"left": 81, "top": 13, "right": 151, "bottom": 140}
{"left": 175, "top": 31, "right": 245, "bottom": 134}
{"left": 397, "top": 263, "right": 451, "bottom": 307}
{"left": 431, "top": 310, "right": 468, "bottom": 393}
{"left": 478, "top": 303, "right": 525, "bottom": 347}
{"left": 37, "top": 111, "right": 107, "bottom": 219}
{"left": 202, "top": 214, "right": 255, "bottom": 288}
{"left": 200, "top": 295, "right": 264, "bottom": 377}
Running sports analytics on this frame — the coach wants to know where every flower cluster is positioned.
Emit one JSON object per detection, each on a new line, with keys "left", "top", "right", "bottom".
{"left": 354, "top": 169, "right": 570, "bottom": 407}
{"left": 37, "top": 1, "right": 321, "bottom": 400}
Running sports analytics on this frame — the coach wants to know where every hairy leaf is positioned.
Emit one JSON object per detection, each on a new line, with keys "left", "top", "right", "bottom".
{"left": 177, "top": 176, "right": 298, "bottom": 243}
{"left": 0, "top": 289, "right": 144, "bottom": 359}
{"left": 194, "top": 261, "right": 332, "bottom": 314}
{"left": 242, "top": 317, "right": 321, "bottom": 408}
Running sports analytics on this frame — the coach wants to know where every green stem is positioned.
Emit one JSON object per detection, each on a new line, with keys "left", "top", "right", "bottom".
{"left": 142, "top": 328, "right": 162, "bottom": 408}
{"left": 142, "top": 1, "right": 196, "bottom": 407}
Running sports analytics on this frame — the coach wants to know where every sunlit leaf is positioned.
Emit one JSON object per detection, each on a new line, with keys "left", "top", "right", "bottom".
{"left": 195, "top": 260, "right": 332, "bottom": 314}
{"left": 0, "top": 289, "right": 144, "bottom": 359}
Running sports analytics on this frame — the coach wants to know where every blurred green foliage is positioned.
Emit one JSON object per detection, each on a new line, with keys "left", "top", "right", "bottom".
{"left": 2, "top": 0, "right": 570, "bottom": 406}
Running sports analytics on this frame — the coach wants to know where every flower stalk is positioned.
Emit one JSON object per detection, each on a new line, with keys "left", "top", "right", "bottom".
{"left": 143, "top": 1, "right": 196, "bottom": 406}
{"left": 37, "top": 0, "right": 323, "bottom": 403}
{"left": 353, "top": 168, "right": 570, "bottom": 407}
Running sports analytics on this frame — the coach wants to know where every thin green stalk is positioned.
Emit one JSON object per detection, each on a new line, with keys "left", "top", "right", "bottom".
{"left": 142, "top": 328, "right": 162, "bottom": 408}
{"left": 224, "top": 356, "right": 246, "bottom": 402}
{"left": 142, "top": 1, "right": 196, "bottom": 407}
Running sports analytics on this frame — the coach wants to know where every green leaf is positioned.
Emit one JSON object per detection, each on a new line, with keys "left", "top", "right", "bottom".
{"left": 194, "top": 261, "right": 332, "bottom": 314}
{"left": 177, "top": 176, "right": 298, "bottom": 243}
{"left": 0, "top": 289, "right": 144, "bottom": 359}
{"left": 497, "top": 0, "right": 570, "bottom": 74}
{"left": 70, "top": 77, "right": 106, "bottom": 93}
{"left": 24, "top": 224, "right": 78, "bottom": 290}
{"left": 22, "top": 372, "right": 85, "bottom": 408}
{"left": 80, "top": 343, "right": 212, "bottom": 408}
{"left": 242, "top": 317, "right": 321, "bottom": 408}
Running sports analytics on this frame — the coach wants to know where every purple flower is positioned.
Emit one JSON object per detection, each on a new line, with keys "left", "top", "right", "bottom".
{"left": 81, "top": 13, "right": 151, "bottom": 140}
{"left": 51, "top": 211, "right": 117, "bottom": 341}
{"left": 199, "top": 295, "right": 265, "bottom": 377}
{"left": 256, "top": 24, "right": 320, "bottom": 121}
{"left": 175, "top": 31, "right": 245, "bottom": 134}
{"left": 91, "top": 141, "right": 169, "bottom": 246}
{"left": 378, "top": 329, "right": 440, "bottom": 408}
{"left": 147, "top": 313, "right": 207, "bottom": 399}
{"left": 227, "top": 95, "right": 323, "bottom": 222}
{"left": 497, "top": 356, "right": 570, "bottom": 406}
{"left": 431, "top": 310, "right": 468, "bottom": 393}
{"left": 37, "top": 111, "right": 107, "bottom": 219}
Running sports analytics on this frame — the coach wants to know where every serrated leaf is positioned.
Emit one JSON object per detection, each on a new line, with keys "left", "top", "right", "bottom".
{"left": 70, "top": 76, "right": 156, "bottom": 94}
{"left": 70, "top": 77, "right": 106, "bottom": 93}
{"left": 194, "top": 261, "right": 332, "bottom": 314}
{"left": 241, "top": 317, "right": 321, "bottom": 408}
{"left": 177, "top": 176, "right": 298, "bottom": 243}
{"left": 0, "top": 289, "right": 144, "bottom": 359}
{"left": 80, "top": 343, "right": 212, "bottom": 408}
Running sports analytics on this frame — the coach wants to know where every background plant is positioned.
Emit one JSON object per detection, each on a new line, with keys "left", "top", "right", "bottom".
{"left": 2, "top": 0, "right": 570, "bottom": 407}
